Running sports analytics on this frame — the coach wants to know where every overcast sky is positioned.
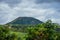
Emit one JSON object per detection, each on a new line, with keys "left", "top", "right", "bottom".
{"left": 0, "top": 0, "right": 60, "bottom": 24}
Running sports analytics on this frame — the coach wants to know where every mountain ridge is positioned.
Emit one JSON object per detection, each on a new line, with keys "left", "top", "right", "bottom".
{"left": 7, "top": 17, "right": 43, "bottom": 25}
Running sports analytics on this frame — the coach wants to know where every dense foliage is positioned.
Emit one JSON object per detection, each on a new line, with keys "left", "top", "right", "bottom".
{"left": 0, "top": 25, "right": 18, "bottom": 40}
{"left": 0, "top": 20, "right": 60, "bottom": 40}
{"left": 26, "top": 20, "right": 60, "bottom": 40}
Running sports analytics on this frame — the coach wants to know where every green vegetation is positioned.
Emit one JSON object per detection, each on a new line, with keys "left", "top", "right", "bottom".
{"left": 0, "top": 20, "right": 60, "bottom": 40}
{"left": 26, "top": 20, "right": 60, "bottom": 40}
{"left": 7, "top": 17, "right": 42, "bottom": 25}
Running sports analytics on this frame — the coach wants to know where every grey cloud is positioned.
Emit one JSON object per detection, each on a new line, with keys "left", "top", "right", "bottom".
{"left": 35, "top": 2, "right": 60, "bottom": 10}
{"left": 0, "top": 0, "right": 60, "bottom": 24}
{"left": 44, "top": 10, "right": 60, "bottom": 21}
{"left": 0, "top": 13, "right": 9, "bottom": 24}
{"left": 0, "top": 0, "right": 21, "bottom": 7}
{"left": 35, "top": 0, "right": 60, "bottom": 4}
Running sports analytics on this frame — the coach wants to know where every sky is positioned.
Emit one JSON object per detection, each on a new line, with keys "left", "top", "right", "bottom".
{"left": 0, "top": 0, "right": 60, "bottom": 24}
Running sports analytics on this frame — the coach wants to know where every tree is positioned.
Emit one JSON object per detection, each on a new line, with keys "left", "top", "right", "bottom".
{"left": 0, "top": 25, "right": 17, "bottom": 40}
{"left": 26, "top": 20, "right": 60, "bottom": 40}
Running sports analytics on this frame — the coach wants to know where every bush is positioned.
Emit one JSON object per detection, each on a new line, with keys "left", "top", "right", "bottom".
{"left": 0, "top": 25, "right": 18, "bottom": 40}
{"left": 26, "top": 20, "right": 60, "bottom": 40}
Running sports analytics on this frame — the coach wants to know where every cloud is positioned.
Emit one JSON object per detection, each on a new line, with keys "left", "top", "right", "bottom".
{"left": 0, "top": 0, "right": 21, "bottom": 7}
{"left": 51, "top": 18, "right": 60, "bottom": 24}
{"left": 0, "top": 0, "right": 60, "bottom": 24}
{"left": 35, "top": 0, "right": 60, "bottom": 4}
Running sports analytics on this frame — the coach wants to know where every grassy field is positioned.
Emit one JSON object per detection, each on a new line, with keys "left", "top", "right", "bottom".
{"left": 10, "top": 31, "right": 27, "bottom": 40}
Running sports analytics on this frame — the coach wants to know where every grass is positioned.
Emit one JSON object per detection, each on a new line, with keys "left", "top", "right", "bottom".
{"left": 10, "top": 31, "right": 27, "bottom": 40}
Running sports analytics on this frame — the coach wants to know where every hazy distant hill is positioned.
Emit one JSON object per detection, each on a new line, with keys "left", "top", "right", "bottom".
{"left": 6, "top": 17, "right": 43, "bottom": 32}
{"left": 7, "top": 17, "right": 43, "bottom": 25}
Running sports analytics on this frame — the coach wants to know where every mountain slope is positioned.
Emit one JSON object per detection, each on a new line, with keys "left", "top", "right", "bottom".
{"left": 7, "top": 17, "right": 43, "bottom": 25}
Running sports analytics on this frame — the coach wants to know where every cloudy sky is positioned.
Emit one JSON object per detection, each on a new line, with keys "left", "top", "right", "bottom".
{"left": 0, "top": 0, "right": 60, "bottom": 24}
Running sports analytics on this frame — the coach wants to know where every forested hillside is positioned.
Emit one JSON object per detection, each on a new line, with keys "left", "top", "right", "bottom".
{"left": 0, "top": 20, "right": 60, "bottom": 40}
{"left": 7, "top": 17, "right": 43, "bottom": 25}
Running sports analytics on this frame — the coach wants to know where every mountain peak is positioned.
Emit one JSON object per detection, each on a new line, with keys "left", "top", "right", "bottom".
{"left": 7, "top": 17, "right": 43, "bottom": 25}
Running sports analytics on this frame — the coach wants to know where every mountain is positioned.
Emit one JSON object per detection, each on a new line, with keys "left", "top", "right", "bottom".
{"left": 6, "top": 17, "right": 43, "bottom": 32}
{"left": 7, "top": 17, "right": 43, "bottom": 25}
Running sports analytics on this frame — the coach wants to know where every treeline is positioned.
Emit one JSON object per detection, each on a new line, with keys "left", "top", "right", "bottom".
{"left": 0, "top": 20, "right": 60, "bottom": 40}
{"left": 26, "top": 20, "right": 60, "bottom": 40}
{"left": 0, "top": 25, "right": 18, "bottom": 40}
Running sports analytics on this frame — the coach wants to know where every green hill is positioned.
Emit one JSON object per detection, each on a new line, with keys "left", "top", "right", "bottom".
{"left": 7, "top": 17, "right": 43, "bottom": 25}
